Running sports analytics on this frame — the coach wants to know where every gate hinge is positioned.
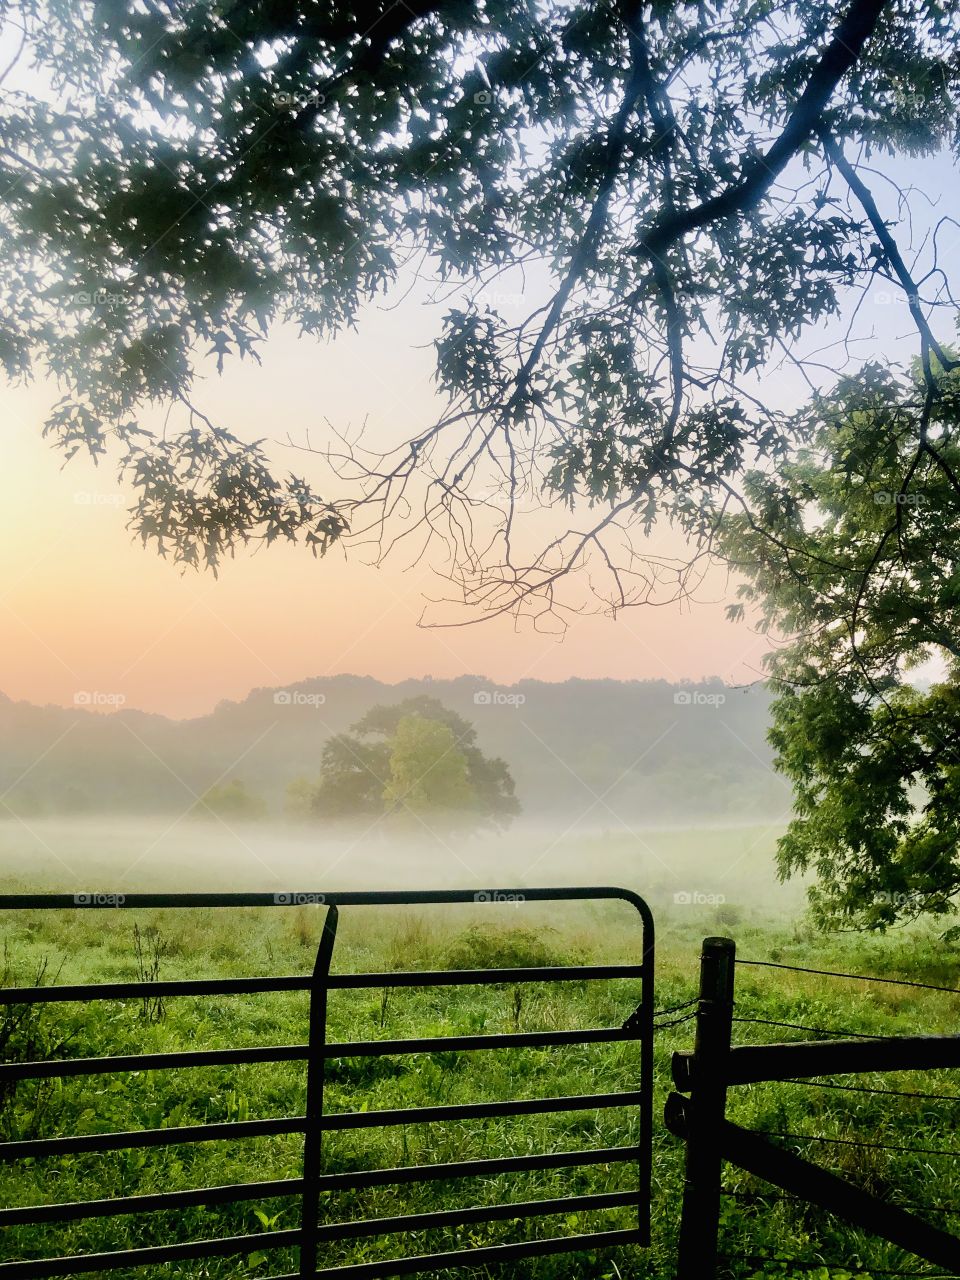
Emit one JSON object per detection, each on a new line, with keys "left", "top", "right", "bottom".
{"left": 622, "top": 1003, "right": 645, "bottom": 1032}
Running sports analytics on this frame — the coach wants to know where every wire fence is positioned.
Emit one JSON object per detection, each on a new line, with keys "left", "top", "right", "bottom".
{"left": 705, "top": 953, "right": 960, "bottom": 1279}
{"left": 721, "top": 1255, "right": 958, "bottom": 1278}
{"left": 737, "top": 958, "right": 960, "bottom": 997}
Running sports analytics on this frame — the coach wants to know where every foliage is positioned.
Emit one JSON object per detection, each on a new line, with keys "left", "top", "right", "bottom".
{"left": 444, "top": 924, "right": 581, "bottom": 971}
{"left": 309, "top": 696, "right": 519, "bottom": 830}
{"left": 283, "top": 775, "right": 316, "bottom": 820}
{"left": 382, "top": 714, "right": 475, "bottom": 818}
{"left": 2, "top": 900, "right": 959, "bottom": 1274}
{"left": 0, "top": 0, "right": 958, "bottom": 611}
{"left": 193, "top": 777, "right": 268, "bottom": 820}
{"left": 721, "top": 362, "right": 960, "bottom": 929}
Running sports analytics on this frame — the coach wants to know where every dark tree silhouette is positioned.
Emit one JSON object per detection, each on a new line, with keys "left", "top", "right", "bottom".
{"left": 310, "top": 697, "right": 520, "bottom": 829}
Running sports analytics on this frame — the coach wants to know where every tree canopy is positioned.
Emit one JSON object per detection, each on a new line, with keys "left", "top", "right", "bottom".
{"left": 308, "top": 696, "right": 520, "bottom": 829}
{"left": 2, "top": 0, "right": 957, "bottom": 601}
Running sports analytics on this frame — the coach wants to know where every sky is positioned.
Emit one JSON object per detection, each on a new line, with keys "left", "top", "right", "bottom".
{"left": 4, "top": 150, "right": 957, "bottom": 720}
{"left": 0, "top": 303, "right": 771, "bottom": 720}
{"left": 2, "top": 41, "right": 957, "bottom": 722}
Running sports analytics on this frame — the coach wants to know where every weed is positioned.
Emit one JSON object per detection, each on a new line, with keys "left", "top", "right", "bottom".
{"left": 132, "top": 923, "right": 168, "bottom": 1022}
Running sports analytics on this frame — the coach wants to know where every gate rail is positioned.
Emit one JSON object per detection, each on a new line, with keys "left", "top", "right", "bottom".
{"left": 0, "top": 887, "right": 655, "bottom": 1278}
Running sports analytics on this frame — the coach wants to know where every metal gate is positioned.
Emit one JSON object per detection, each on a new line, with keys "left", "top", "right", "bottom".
{"left": 0, "top": 887, "right": 654, "bottom": 1278}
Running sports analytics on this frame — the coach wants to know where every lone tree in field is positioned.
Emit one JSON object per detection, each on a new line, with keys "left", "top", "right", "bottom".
{"left": 309, "top": 697, "right": 519, "bottom": 830}
{"left": 2, "top": 0, "right": 960, "bottom": 922}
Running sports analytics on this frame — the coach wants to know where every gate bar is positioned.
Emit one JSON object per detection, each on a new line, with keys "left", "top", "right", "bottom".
{"left": 0, "top": 887, "right": 654, "bottom": 1275}
{"left": 301, "top": 903, "right": 338, "bottom": 1278}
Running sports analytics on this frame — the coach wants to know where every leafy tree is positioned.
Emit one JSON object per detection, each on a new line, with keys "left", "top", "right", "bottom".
{"left": 722, "top": 361, "right": 960, "bottom": 930}
{"left": 310, "top": 734, "right": 390, "bottom": 821}
{"left": 194, "top": 778, "right": 267, "bottom": 820}
{"left": 284, "top": 775, "right": 317, "bottom": 820}
{"left": 383, "top": 714, "right": 475, "bottom": 818}
{"left": 309, "top": 696, "right": 519, "bottom": 829}
{"left": 1, "top": 0, "right": 957, "bottom": 613}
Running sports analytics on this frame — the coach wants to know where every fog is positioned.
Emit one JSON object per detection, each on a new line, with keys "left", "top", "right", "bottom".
{"left": 0, "top": 814, "right": 805, "bottom": 918}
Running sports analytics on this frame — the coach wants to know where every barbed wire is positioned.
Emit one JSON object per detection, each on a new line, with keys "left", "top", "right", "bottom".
{"left": 721, "top": 1189, "right": 960, "bottom": 1217}
{"left": 759, "top": 1129, "right": 960, "bottom": 1158}
{"left": 732, "top": 1015, "right": 896, "bottom": 1040}
{"left": 782, "top": 1078, "right": 960, "bottom": 1103}
{"left": 736, "top": 958, "right": 960, "bottom": 997}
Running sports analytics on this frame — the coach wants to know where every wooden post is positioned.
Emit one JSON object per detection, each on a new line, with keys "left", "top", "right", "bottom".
{"left": 675, "top": 936, "right": 735, "bottom": 1280}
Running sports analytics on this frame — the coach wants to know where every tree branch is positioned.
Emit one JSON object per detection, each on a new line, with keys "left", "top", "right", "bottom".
{"left": 633, "top": 0, "right": 888, "bottom": 258}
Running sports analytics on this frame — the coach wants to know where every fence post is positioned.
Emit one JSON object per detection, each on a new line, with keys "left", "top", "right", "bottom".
{"left": 675, "top": 935, "right": 735, "bottom": 1280}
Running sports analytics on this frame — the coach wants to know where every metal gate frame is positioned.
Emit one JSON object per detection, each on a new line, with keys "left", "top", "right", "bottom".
{"left": 0, "top": 887, "right": 654, "bottom": 1278}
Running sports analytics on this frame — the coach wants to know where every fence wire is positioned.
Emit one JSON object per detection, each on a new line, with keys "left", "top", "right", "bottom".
{"left": 782, "top": 1078, "right": 960, "bottom": 1104}
{"left": 712, "top": 949, "right": 960, "bottom": 1277}
{"left": 736, "top": 958, "right": 960, "bottom": 998}
{"left": 721, "top": 1253, "right": 957, "bottom": 1277}
{"left": 731, "top": 1015, "right": 898, "bottom": 1040}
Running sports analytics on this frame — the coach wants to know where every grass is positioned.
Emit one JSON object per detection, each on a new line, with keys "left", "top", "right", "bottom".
{"left": 1, "top": 894, "right": 959, "bottom": 1279}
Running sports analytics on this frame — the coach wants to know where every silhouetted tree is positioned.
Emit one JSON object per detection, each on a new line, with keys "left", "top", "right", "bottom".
{"left": 310, "top": 697, "right": 519, "bottom": 829}
{"left": 722, "top": 361, "right": 960, "bottom": 929}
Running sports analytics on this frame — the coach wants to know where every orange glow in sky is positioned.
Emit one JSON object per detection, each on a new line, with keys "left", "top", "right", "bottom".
{"left": 1, "top": 309, "right": 769, "bottom": 719}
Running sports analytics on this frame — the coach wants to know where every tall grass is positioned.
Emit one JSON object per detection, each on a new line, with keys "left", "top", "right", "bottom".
{"left": 0, "top": 900, "right": 958, "bottom": 1278}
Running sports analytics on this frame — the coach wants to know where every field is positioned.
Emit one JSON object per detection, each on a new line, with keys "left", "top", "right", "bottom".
{"left": 1, "top": 821, "right": 958, "bottom": 1279}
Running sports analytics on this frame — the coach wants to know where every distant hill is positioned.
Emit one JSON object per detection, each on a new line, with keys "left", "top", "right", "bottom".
{"left": 0, "top": 676, "right": 786, "bottom": 822}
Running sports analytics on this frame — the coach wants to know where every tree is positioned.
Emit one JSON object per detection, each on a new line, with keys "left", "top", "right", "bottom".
{"left": 284, "top": 775, "right": 316, "bottom": 820}
{"left": 1, "top": 0, "right": 957, "bottom": 614}
{"left": 194, "top": 778, "right": 267, "bottom": 820}
{"left": 383, "top": 715, "right": 475, "bottom": 819}
{"left": 5, "top": 1, "right": 960, "bottom": 920}
{"left": 721, "top": 361, "right": 960, "bottom": 930}
{"left": 309, "top": 696, "right": 519, "bottom": 829}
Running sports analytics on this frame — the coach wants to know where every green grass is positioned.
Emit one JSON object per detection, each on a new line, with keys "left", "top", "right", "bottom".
{"left": 1, "top": 896, "right": 959, "bottom": 1279}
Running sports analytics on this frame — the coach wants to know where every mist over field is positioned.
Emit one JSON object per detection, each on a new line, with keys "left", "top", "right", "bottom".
{"left": 0, "top": 815, "right": 803, "bottom": 920}
{"left": 0, "top": 674, "right": 801, "bottom": 916}
{"left": 0, "top": 674, "right": 783, "bottom": 818}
